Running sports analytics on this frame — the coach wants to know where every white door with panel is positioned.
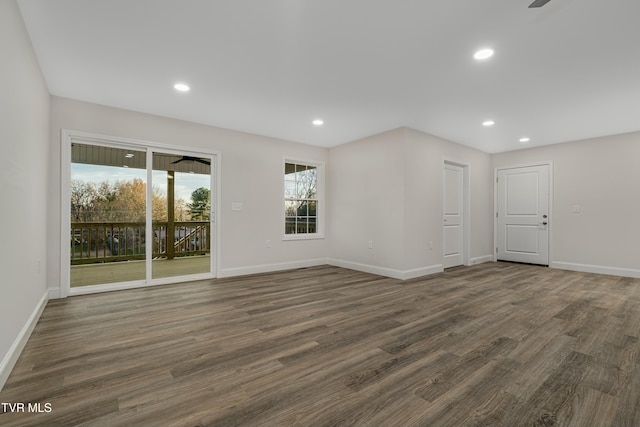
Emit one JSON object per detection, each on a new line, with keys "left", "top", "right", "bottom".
{"left": 497, "top": 164, "right": 550, "bottom": 265}
{"left": 443, "top": 164, "right": 464, "bottom": 268}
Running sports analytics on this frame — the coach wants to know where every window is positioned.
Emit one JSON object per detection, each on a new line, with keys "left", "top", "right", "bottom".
{"left": 284, "top": 161, "right": 320, "bottom": 236}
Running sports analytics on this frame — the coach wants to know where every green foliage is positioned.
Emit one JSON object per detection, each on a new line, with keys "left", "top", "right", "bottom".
{"left": 188, "top": 187, "right": 211, "bottom": 220}
{"left": 70, "top": 179, "right": 209, "bottom": 223}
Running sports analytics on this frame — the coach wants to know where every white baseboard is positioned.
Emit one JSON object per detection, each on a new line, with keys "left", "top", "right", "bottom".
{"left": 48, "top": 286, "right": 60, "bottom": 299}
{"left": 218, "top": 258, "right": 328, "bottom": 278}
{"left": 551, "top": 262, "right": 640, "bottom": 279}
{"left": 0, "top": 290, "right": 49, "bottom": 391}
{"left": 219, "top": 257, "right": 444, "bottom": 281}
{"left": 469, "top": 255, "right": 494, "bottom": 265}
{"left": 327, "top": 258, "right": 443, "bottom": 280}
{"left": 402, "top": 264, "right": 444, "bottom": 280}
{"left": 221, "top": 258, "right": 446, "bottom": 281}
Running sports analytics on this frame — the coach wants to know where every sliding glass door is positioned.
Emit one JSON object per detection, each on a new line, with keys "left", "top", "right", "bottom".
{"left": 151, "top": 152, "right": 211, "bottom": 279}
{"left": 70, "top": 143, "right": 148, "bottom": 287}
{"left": 66, "top": 136, "right": 215, "bottom": 292}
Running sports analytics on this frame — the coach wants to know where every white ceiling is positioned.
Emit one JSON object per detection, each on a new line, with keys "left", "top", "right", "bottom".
{"left": 17, "top": 0, "right": 640, "bottom": 153}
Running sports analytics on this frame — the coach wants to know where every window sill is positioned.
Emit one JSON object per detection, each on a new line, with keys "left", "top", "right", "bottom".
{"left": 282, "top": 234, "right": 325, "bottom": 241}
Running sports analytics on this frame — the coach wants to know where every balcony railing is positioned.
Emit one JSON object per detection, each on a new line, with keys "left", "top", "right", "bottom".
{"left": 70, "top": 221, "right": 210, "bottom": 265}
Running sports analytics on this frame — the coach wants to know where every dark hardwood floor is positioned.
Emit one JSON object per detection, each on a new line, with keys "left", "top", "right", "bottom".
{"left": 1, "top": 262, "right": 640, "bottom": 426}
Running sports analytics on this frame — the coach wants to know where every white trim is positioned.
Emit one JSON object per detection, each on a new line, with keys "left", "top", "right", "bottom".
{"left": 470, "top": 255, "right": 494, "bottom": 265}
{"left": 213, "top": 152, "right": 222, "bottom": 278}
{"left": 463, "top": 165, "right": 471, "bottom": 266}
{"left": 493, "top": 168, "right": 497, "bottom": 262}
{"left": 48, "top": 286, "right": 60, "bottom": 299}
{"left": 60, "top": 129, "right": 72, "bottom": 298}
{"left": 551, "top": 262, "right": 640, "bottom": 279}
{"left": 216, "top": 258, "right": 445, "bottom": 280}
{"left": 145, "top": 149, "right": 154, "bottom": 284}
{"left": 283, "top": 157, "right": 325, "bottom": 239}
{"left": 493, "top": 160, "right": 554, "bottom": 265}
{"left": 0, "top": 291, "right": 48, "bottom": 391}
{"left": 494, "top": 161, "right": 554, "bottom": 171}
{"left": 402, "top": 264, "right": 445, "bottom": 280}
{"left": 68, "top": 272, "right": 215, "bottom": 296}
{"left": 60, "top": 129, "right": 221, "bottom": 297}
{"left": 282, "top": 234, "right": 325, "bottom": 241}
{"left": 443, "top": 159, "right": 471, "bottom": 267}
{"left": 64, "top": 129, "right": 220, "bottom": 157}
{"left": 327, "top": 258, "right": 443, "bottom": 280}
{"left": 218, "top": 258, "right": 328, "bottom": 278}
{"left": 549, "top": 163, "right": 555, "bottom": 265}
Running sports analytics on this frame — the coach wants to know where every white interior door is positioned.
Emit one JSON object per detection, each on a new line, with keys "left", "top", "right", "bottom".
{"left": 443, "top": 163, "right": 464, "bottom": 268}
{"left": 497, "top": 164, "right": 550, "bottom": 265}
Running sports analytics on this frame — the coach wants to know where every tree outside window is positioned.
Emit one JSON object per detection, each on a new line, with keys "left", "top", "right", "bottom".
{"left": 285, "top": 162, "right": 317, "bottom": 235}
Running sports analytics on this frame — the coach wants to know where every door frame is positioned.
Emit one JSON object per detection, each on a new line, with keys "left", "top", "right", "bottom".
{"left": 443, "top": 159, "right": 470, "bottom": 267}
{"left": 493, "top": 161, "right": 553, "bottom": 264}
{"left": 59, "top": 129, "right": 222, "bottom": 298}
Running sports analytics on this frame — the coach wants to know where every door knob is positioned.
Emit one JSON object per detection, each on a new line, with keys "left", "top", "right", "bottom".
{"left": 542, "top": 221, "right": 548, "bottom": 225}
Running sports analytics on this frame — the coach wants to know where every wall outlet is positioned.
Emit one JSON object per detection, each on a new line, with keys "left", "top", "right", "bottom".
{"left": 368, "top": 240, "right": 373, "bottom": 249}
{"left": 429, "top": 241, "right": 433, "bottom": 250}
{"left": 572, "top": 205, "right": 581, "bottom": 213}
{"left": 232, "top": 202, "right": 243, "bottom": 211}
{"left": 266, "top": 240, "right": 271, "bottom": 248}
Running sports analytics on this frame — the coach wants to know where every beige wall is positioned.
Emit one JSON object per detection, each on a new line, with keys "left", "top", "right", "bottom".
{"left": 403, "top": 128, "right": 494, "bottom": 270}
{"left": 0, "top": 0, "right": 51, "bottom": 389}
{"left": 492, "top": 131, "right": 640, "bottom": 276}
{"left": 48, "top": 97, "right": 330, "bottom": 285}
{"left": 329, "top": 127, "right": 493, "bottom": 278}
{"left": 328, "top": 129, "right": 406, "bottom": 274}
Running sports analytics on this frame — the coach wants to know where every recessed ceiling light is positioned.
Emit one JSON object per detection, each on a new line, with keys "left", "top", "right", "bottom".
{"left": 174, "top": 83, "right": 190, "bottom": 92}
{"left": 474, "top": 48, "right": 494, "bottom": 60}
{"left": 482, "top": 120, "right": 495, "bottom": 127}
{"left": 312, "top": 119, "right": 324, "bottom": 126}
{"left": 519, "top": 137, "right": 531, "bottom": 143}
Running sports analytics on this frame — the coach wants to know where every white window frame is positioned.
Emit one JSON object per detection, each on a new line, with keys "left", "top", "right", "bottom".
{"left": 283, "top": 158, "right": 325, "bottom": 241}
{"left": 60, "top": 129, "right": 221, "bottom": 298}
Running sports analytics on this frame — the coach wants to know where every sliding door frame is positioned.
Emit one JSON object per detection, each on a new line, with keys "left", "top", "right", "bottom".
{"left": 60, "top": 129, "right": 221, "bottom": 298}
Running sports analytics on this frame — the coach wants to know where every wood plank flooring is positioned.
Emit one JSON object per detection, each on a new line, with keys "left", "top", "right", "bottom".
{"left": 2, "top": 262, "right": 640, "bottom": 426}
